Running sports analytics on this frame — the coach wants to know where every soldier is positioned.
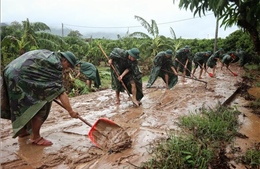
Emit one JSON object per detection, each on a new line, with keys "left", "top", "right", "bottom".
{"left": 206, "top": 48, "right": 225, "bottom": 77}
{"left": 146, "top": 49, "right": 178, "bottom": 89}
{"left": 109, "top": 48, "right": 143, "bottom": 106}
{"left": 174, "top": 45, "right": 192, "bottom": 82}
{"left": 2, "top": 50, "right": 79, "bottom": 146}
{"left": 221, "top": 52, "right": 238, "bottom": 69}
{"left": 192, "top": 51, "right": 212, "bottom": 79}
{"left": 75, "top": 61, "right": 101, "bottom": 90}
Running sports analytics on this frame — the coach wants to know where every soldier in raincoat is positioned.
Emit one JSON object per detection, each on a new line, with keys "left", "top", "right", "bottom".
{"left": 206, "top": 48, "right": 225, "bottom": 77}
{"left": 221, "top": 52, "right": 239, "bottom": 69}
{"left": 174, "top": 45, "right": 192, "bottom": 82}
{"left": 236, "top": 48, "right": 246, "bottom": 67}
{"left": 75, "top": 61, "right": 101, "bottom": 90}
{"left": 192, "top": 51, "right": 212, "bottom": 79}
{"left": 109, "top": 48, "right": 143, "bottom": 106}
{"left": 1, "top": 50, "right": 79, "bottom": 146}
{"left": 146, "top": 49, "right": 178, "bottom": 89}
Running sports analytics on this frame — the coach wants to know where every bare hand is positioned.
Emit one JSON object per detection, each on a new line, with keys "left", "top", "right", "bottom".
{"left": 69, "top": 110, "right": 79, "bottom": 118}
{"left": 108, "top": 59, "right": 113, "bottom": 65}
{"left": 118, "top": 75, "right": 123, "bottom": 81}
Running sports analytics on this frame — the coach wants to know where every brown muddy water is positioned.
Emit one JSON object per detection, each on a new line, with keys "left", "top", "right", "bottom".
{"left": 1, "top": 65, "right": 260, "bottom": 169}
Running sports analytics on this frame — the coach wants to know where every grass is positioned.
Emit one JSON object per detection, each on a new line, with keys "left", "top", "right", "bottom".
{"left": 140, "top": 105, "right": 241, "bottom": 169}
{"left": 242, "top": 145, "right": 260, "bottom": 168}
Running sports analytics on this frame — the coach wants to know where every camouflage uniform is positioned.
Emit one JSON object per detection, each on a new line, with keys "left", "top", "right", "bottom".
{"left": 76, "top": 62, "right": 101, "bottom": 88}
{"left": 174, "top": 46, "right": 192, "bottom": 76}
{"left": 146, "top": 51, "right": 178, "bottom": 89}
{"left": 2, "top": 49, "right": 65, "bottom": 138}
{"left": 109, "top": 48, "right": 143, "bottom": 101}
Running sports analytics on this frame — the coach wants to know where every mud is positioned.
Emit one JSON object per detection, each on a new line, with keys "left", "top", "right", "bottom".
{"left": 89, "top": 119, "right": 132, "bottom": 152}
{"left": 1, "top": 64, "right": 260, "bottom": 169}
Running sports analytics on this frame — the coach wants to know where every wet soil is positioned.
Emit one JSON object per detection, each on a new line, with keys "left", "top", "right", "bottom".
{"left": 1, "top": 64, "right": 260, "bottom": 169}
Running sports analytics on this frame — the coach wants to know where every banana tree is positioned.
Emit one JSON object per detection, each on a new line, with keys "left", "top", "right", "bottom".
{"left": 130, "top": 15, "right": 175, "bottom": 71}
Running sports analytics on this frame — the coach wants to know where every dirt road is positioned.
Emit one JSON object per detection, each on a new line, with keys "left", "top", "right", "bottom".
{"left": 0, "top": 65, "right": 254, "bottom": 169}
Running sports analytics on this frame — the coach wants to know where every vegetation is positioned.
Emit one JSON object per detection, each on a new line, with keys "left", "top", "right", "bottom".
{"left": 173, "top": 0, "right": 260, "bottom": 55}
{"left": 140, "top": 105, "right": 241, "bottom": 168}
{"left": 1, "top": 17, "right": 259, "bottom": 73}
{"left": 1, "top": 13, "right": 259, "bottom": 168}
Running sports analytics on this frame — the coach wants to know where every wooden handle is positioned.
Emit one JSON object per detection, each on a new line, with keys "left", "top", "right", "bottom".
{"left": 53, "top": 99, "right": 92, "bottom": 127}
{"left": 98, "top": 44, "right": 137, "bottom": 104}
{"left": 77, "top": 116, "right": 92, "bottom": 127}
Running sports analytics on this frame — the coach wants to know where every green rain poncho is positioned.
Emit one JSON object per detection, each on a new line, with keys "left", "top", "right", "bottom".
{"left": 2, "top": 49, "right": 65, "bottom": 138}
{"left": 109, "top": 48, "right": 143, "bottom": 101}
{"left": 222, "top": 52, "right": 238, "bottom": 67}
{"left": 174, "top": 47, "right": 192, "bottom": 76}
{"left": 207, "top": 49, "right": 224, "bottom": 68}
{"left": 77, "top": 62, "right": 101, "bottom": 88}
{"left": 193, "top": 52, "right": 211, "bottom": 69}
{"left": 146, "top": 51, "right": 178, "bottom": 88}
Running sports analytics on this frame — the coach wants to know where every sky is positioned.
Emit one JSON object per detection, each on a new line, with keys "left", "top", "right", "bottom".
{"left": 1, "top": 0, "right": 239, "bottom": 39}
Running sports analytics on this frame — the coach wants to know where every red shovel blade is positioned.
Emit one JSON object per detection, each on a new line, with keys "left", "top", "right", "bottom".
{"left": 233, "top": 72, "right": 238, "bottom": 76}
{"left": 88, "top": 118, "right": 131, "bottom": 151}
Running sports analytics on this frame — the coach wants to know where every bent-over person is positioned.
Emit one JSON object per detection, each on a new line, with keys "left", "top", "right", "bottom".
{"left": 109, "top": 47, "right": 143, "bottom": 106}
{"left": 174, "top": 45, "right": 192, "bottom": 82}
{"left": 75, "top": 61, "right": 101, "bottom": 90}
{"left": 206, "top": 48, "right": 225, "bottom": 77}
{"left": 1, "top": 50, "right": 79, "bottom": 146}
{"left": 146, "top": 49, "right": 178, "bottom": 89}
{"left": 192, "top": 51, "right": 211, "bottom": 79}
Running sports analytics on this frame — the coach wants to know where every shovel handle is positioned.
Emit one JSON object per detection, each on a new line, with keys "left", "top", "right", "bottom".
{"left": 196, "top": 61, "right": 213, "bottom": 77}
{"left": 53, "top": 99, "right": 93, "bottom": 127}
{"left": 98, "top": 44, "right": 139, "bottom": 106}
{"left": 227, "top": 67, "right": 238, "bottom": 76}
{"left": 77, "top": 116, "right": 93, "bottom": 127}
{"left": 176, "top": 59, "right": 197, "bottom": 79}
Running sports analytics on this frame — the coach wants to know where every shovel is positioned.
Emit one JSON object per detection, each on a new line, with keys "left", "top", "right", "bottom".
{"left": 175, "top": 59, "right": 197, "bottom": 78}
{"left": 219, "top": 59, "right": 238, "bottom": 77}
{"left": 161, "top": 69, "right": 208, "bottom": 87}
{"left": 53, "top": 99, "right": 132, "bottom": 152}
{"left": 196, "top": 61, "right": 214, "bottom": 77}
{"left": 98, "top": 44, "right": 139, "bottom": 107}
{"left": 226, "top": 66, "right": 238, "bottom": 76}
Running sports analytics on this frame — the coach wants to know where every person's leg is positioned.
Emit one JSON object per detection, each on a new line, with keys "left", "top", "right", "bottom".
{"left": 30, "top": 103, "right": 53, "bottom": 146}
{"left": 164, "top": 73, "right": 169, "bottom": 89}
{"left": 192, "top": 67, "right": 197, "bottom": 76}
{"left": 213, "top": 65, "right": 216, "bottom": 76}
{"left": 31, "top": 114, "right": 44, "bottom": 140}
{"left": 18, "top": 126, "right": 30, "bottom": 138}
{"left": 182, "top": 69, "right": 186, "bottom": 82}
{"left": 86, "top": 80, "right": 91, "bottom": 88}
{"left": 199, "top": 68, "right": 203, "bottom": 79}
{"left": 130, "top": 80, "right": 140, "bottom": 106}
{"left": 116, "top": 91, "right": 120, "bottom": 104}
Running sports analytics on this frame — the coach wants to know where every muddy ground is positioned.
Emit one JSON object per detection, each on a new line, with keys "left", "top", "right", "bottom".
{"left": 1, "top": 65, "right": 260, "bottom": 169}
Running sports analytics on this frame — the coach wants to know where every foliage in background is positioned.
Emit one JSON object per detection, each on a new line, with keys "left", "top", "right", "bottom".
{"left": 1, "top": 18, "right": 259, "bottom": 74}
{"left": 173, "top": 0, "right": 260, "bottom": 56}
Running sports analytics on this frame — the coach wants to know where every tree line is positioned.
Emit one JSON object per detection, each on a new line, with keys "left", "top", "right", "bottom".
{"left": 1, "top": 16, "right": 258, "bottom": 75}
